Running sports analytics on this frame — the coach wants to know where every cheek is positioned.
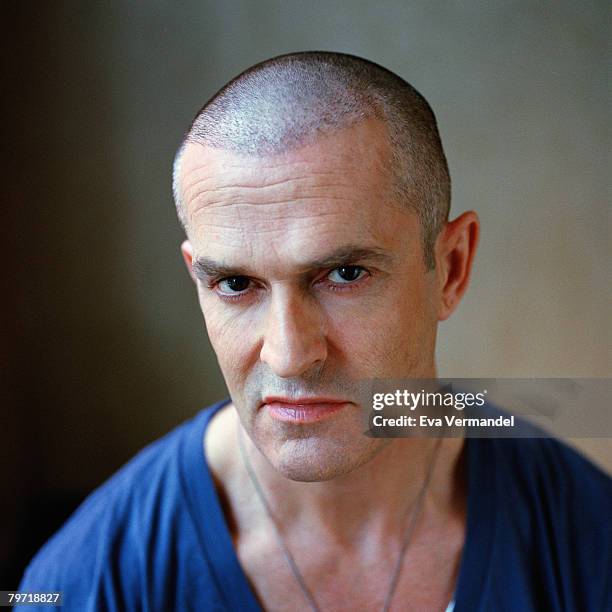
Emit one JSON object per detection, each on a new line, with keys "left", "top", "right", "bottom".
{"left": 198, "top": 293, "right": 260, "bottom": 384}
{"left": 324, "top": 281, "right": 435, "bottom": 375}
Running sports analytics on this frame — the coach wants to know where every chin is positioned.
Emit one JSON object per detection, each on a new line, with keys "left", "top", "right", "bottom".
{"left": 270, "top": 436, "right": 385, "bottom": 482}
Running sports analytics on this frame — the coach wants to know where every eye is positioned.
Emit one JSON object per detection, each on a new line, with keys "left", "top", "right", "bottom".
{"left": 327, "top": 265, "right": 367, "bottom": 284}
{"left": 217, "top": 276, "right": 251, "bottom": 294}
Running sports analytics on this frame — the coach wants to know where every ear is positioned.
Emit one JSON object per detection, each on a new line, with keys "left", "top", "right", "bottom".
{"left": 180, "top": 240, "right": 197, "bottom": 283}
{"left": 435, "top": 211, "right": 480, "bottom": 321}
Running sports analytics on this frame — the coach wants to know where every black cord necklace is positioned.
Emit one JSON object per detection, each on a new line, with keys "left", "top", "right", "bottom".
{"left": 238, "top": 428, "right": 443, "bottom": 612}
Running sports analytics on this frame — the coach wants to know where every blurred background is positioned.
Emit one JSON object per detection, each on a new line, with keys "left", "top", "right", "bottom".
{"left": 3, "top": 0, "right": 610, "bottom": 587}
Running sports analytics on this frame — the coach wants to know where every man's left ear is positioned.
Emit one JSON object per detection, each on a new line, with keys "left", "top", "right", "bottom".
{"left": 435, "top": 211, "right": 480, "bottom": 321}
{"left": 180, "top": 240, "right": 197, "bottom": 283}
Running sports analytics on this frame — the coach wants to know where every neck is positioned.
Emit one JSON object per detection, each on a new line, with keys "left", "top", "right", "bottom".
{"left": 206, "top": 404, "right": 466, "bottom": 547}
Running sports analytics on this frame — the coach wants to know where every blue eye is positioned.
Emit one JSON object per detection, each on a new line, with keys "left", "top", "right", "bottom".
{"left": 327, "top": 265, "right": 366, "bottom": 284}
{"left": 218, "top": 276, "right": 251, "bottom": 293}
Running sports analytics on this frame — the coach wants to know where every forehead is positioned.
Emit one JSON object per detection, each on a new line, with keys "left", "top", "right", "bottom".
{"left": 179, "top": 120, "right": 418, "bottom": 264}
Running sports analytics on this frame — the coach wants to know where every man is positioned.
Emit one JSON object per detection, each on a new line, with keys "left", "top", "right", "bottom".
{"left": 18, "top": 52, "right": 611, "bottom": 611}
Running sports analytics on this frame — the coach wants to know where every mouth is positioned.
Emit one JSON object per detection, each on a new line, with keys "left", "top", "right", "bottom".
{"left": 261, "top": 396, "right": 350, "bottom": 424}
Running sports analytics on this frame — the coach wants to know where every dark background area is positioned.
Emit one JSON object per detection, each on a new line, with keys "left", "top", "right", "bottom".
{"left": 3, "top": 1, "right": 609, "bottom": 588}
{"left": 3, "top": 3, "right": 231, "bottom": 585}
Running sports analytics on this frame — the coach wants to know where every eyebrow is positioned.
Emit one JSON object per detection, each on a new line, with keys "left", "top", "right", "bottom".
{"left": 191, "top": 245, "right": 394, "bottom": 281}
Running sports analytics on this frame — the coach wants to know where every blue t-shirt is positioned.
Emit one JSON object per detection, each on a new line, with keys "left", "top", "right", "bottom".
{"left": 18, "top": 400, "right": 612, "bottom": 611}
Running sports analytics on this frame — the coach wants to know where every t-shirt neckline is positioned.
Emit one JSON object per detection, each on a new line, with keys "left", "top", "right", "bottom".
{"left": 180, "top": 399, "right": 497, "bottom": 611}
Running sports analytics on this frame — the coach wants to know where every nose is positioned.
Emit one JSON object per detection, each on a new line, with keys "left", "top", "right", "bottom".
{"left": 259, "top": 288, "right": 327, "bottom": 378}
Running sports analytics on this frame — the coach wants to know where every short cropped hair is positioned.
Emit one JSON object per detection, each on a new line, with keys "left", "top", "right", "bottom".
{"left": 173, "top": 51, "right": 450, "bottom": 269}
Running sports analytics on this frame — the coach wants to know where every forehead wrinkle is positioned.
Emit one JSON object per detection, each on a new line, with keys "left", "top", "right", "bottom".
{"left": 191, "top": 196, "right": 359, "bottom": 221}
{"left": 181, "top": 141, "right": 366, "bottom": 190}
{"left": 187, "top": 171, "right": 366, "bottom": 209}
{"left": 185, "top": 157, "right": 346, "bottom": 192}
{"left": 180, "top": 127, "right": 393, "bottom": 209}
{"left": 190, "top": 199, "right": 364, "bottom": 238}
{"left": 184, "top": 173, "right": 370, "bottom": 234}
{"left": 187, "top": 174, "right": 369, "bottom": 231}
{"left": 181, "top": 127, "right": 409, "bottom": 250}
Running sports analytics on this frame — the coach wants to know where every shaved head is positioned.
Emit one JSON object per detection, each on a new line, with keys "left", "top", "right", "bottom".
{"left": 173, "top": 51, "right": 450, "bottom": 268}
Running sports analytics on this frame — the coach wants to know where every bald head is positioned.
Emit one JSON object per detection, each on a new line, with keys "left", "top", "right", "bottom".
{"left": 173, "top": 52, "right": 450, "bottom": 268}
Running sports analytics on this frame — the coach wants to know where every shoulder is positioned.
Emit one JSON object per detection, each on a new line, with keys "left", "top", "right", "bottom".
{"left": 491, "top": 435, "right": 612, "bottom": 509}
{"left": 485, "top": 435, "right": 612, "bottom": 608}
{"left": 469, "top": 403, "right": 612, "bottom": 516}
{"left": 18, "top": 405, "right": 221, "bottom": 610}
